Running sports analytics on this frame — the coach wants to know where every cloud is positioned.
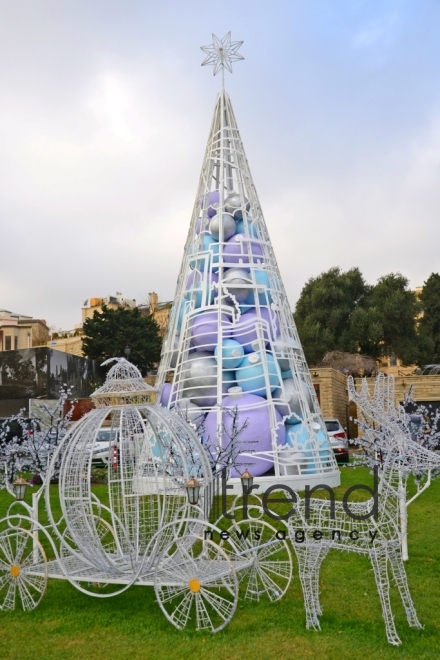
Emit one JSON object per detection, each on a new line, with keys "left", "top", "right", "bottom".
{"left": 0, "top": 1, "right": 439, "bottom": 329}
{"left": 353, "top": 22, "right": 387, "bottom": 48}
{"left": 406, "top": 110, "right": 440, "bottom": 191}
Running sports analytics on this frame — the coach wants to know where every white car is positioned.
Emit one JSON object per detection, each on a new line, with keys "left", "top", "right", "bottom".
{"left": 92, "top": 429, "right": 119, "bottom": 466}
{"left": 324, "top": 419, "right": 349, "bottom": 463}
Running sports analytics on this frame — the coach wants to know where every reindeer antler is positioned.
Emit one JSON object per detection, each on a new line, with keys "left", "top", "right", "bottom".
{"left": 348, "top": 374, "right": 408, "bottom": 455}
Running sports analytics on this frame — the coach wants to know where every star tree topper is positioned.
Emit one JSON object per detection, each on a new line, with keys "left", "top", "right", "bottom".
{"left": 201, "top": 32, "right": 244, "bottom": 80}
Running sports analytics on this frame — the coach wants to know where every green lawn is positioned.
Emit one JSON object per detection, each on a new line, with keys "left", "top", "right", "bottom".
{"left": 0, "top": 468, "right": 439, "bottom": 660}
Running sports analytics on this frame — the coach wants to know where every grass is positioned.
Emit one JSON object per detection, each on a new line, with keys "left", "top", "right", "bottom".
{"left": 0, "top": 467, "right": 439, "bottom": 660}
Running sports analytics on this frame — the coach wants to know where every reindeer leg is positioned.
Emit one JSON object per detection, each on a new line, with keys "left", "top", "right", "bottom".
{"left": 370, "top": 549, "right": 401, "bottom": 646}
{"left": 311, "top": 546, "right": 328, "bottom": 616}
{"left": 294, "top": 545, "right": 321, "bottom": 630}
{"left": 389, "top": 549, "right": 422, "bottom": 629}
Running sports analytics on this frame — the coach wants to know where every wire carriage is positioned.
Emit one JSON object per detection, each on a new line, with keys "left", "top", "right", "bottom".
{"left": 0, "top": 359, "right": 292, "bottom": 631}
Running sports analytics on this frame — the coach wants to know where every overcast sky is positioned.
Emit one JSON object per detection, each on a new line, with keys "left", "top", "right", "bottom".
{"left": 1, "top": 1, "right": 440, "bottom": 330}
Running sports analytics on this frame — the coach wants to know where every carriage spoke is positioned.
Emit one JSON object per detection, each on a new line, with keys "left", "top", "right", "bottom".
{"left": 17, "top": 580, "right": 38, "bottom": 611}
{"left": 195, "top": 591, "right": 214, "bottom": 630}
{"left": 0, "top": 572, "right": 11, "bottom": 591}
{"left": 20, "top": 552, "right": 39, "bottom": 570}
{"left": 1, "top": 582, "right": 16, "bottom": 610}
{"left": 158, "top": 585, "right": 189, "bottom": 604}
{"left": 1, "top": 534, "right": 15, "bottom": 564}
{"left": 256, "top": 540, "right": 284, "bottom": 562}
{"left": 200, "top": 587, "right": 235, "bottom": 621}
{"left": 0, "top": 557, "right": 11, "bottom": 572}
{"left": 259, "top": 560, "right": 292, "bottom": 579}
{"left": 14, "top": 532, "right": 29, "bottom": 563}
{"left": 168, "top": 590, "right": 194, "bottom": 629}
{"left": 158, "top": 561, "right": 193, "bottom": 585}
{"left": 256, "top": 564, "right": 284, "bottom": 601}
{"left": 21, "top": 572, "right": 46, "bottom": 594}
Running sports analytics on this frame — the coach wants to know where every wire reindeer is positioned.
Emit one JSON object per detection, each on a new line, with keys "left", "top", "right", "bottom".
{"left": 351, "top": 379, "right": 440, "bottom": 560}
{"left": 287, "top": 373, "right": 440, "bottom": 646}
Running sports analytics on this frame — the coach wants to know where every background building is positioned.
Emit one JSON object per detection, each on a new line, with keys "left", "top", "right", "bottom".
{"left": 49, "top": 292, "right": 138, "bottom": 356}
{"left": 138, "top": 292, "right": 172, "bottom": 337}
{"left": 81, "top": 292, "right": 137, "bottom": 323}
{"left": 0, "top": 310, "right": 49, "bottom": 352}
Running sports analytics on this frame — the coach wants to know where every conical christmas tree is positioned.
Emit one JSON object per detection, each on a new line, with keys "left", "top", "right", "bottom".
{"left": 156, "top": 34, "right": 339, "bottom": 491}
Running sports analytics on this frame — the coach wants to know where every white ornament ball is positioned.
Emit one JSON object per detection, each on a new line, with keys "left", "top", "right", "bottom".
{"left": 225, "top": 193, "right": 250, "bottom": 219}
{"left": 209, "top": 213, "right": 236, "bottom": 241}
{"left": 223, "top": 268, "right": 252, "bottom": 303}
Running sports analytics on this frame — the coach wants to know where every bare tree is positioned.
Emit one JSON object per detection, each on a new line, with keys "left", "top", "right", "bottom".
{"left": 173, "top": 403, "right": 255, "bottom": 477}
{"left": 0, "top": 386, "right": 76, "bottom": 486}
{"left": 319, "top": 350, "right": 378, "bottom": 377}
{"left": 31, "top": 322, "right": 50, "bottom": 347}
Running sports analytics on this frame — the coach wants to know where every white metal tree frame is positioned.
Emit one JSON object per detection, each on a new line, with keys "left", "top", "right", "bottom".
{"left": 156, "top": 34, "right": 339, "bottom": 492}
{"left": 0, "top": 359, "right": 293, "bottom": 631}
{"left": 287, "top": 374, "right": 440, "bottom": 646}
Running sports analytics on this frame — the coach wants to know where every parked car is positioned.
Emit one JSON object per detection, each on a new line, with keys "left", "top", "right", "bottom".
{"left": 92, "top": 429, "right": 119, "bottom": 466}
{"left": 324, "top": 419, "right": 349, "bottom": 464}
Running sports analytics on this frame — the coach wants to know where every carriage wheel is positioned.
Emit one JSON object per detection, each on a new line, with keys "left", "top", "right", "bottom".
{"left": 223, "top": 515, "right": 293, "bottom": 602}
{"left": 0, "top": 528, "right": 47, "bottom": 611}
{"left": 58, "top": 516, "right": 135, "bottom": 597}
{"left": 154, "top": 531, "right": 238, "bottom": 632}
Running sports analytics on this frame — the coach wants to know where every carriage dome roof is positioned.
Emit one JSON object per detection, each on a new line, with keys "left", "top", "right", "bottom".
{"left": 91, "top": 358, "right": 157, "bottom": 407}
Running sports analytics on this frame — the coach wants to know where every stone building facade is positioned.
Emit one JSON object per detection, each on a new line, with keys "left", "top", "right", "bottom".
{"left": 0, "top": 310, "right": 49, "bottom": 352}
{"left": 138, "top": 292, "right": 172, "bottom": 337}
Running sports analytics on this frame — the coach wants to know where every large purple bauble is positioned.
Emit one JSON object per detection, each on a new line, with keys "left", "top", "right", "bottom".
{"left": 190, "top": 311, "right": 232, "bottom": 350}
{"left": 203, "top": 190, "right": 220, "bottom": 218}
{"left": 160, "top": 383, "right": 173, "bottom": 407}
{"left": 232, "top": 307, "right": 280, "bottom": 353}
{"left": 223, "top": 233, "right": 263, "bottom": 268}
{"left": 203, "top": 392, "right": 284, "bottom": 477}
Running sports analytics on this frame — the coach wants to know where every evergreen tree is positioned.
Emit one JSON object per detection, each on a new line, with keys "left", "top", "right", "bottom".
{"left": 294, "top": 267, "right": 368, "bottom": 365}
{"left": 82, "top": 306, "right": 162, "bottom": 376}
{"left": 295, "top": 268, "right": 423, "bottom": 366}
{"left": 418, "top": 273, "right": 440, "bottom": 364}
{"left": 350, "top": 273, "right": 421, "bottom": 365}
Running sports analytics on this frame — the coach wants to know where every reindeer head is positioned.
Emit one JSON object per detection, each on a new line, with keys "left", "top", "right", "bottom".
{"left": 348, "top": 374, "right": 440, "bottom": 478}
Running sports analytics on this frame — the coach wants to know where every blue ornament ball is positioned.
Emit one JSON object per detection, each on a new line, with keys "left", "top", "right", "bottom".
{"left": 214, "top": 338, "right": 245, "bottom": 369}
{"left": 236, "top": 217, "right": 258, "bottom": 237}
{"left": 244, "top": 269, "right": 273, "bottom": 306}
{"left": 235, "top": 351, "right": 280, "bottom": 396}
